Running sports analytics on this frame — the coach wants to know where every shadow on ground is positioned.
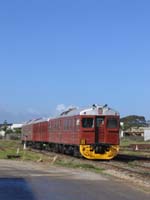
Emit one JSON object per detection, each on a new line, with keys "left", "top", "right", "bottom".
{"left": 114, "top": 154, "right": 150, "bottom": 162}
{"left": 0, "top": 178, "right": 36, "bottom": 200}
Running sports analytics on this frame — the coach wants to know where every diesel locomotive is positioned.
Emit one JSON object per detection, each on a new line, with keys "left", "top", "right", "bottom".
{"left": 22, "top": 104, "right": 120, "bottom": 160}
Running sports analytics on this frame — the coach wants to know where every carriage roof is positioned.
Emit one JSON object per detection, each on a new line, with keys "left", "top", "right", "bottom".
{"left": 23, "top": 104, "right": 119, "bottom": 125}
{"left": 59, "top": 104, "right": 119, "bottom": 117}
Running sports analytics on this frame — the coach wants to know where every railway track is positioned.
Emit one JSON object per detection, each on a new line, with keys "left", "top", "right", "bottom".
{"left": 99, "top": 160, "right": 150, "bottom": 175}
{"left": 29, "top": 148, "right": 150, "bottom": 176}
{"left": 100, "top": 155, "right": 150, "bottom": 176}
{"left": 113, "top": 154, "right": 150, "bottom": 173}
{"left": 116, "top": 154, "right": 150, "bottom": 161}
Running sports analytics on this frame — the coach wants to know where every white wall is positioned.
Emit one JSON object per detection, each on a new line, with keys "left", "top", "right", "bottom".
{"left": 0, "top": 130, "right": 5, "bottom": 137}
{"left": 11, "top": 124, "right": 23, "bottom": 129}
{"left": 144, "top": 129, "right": 150, "bottom": 141}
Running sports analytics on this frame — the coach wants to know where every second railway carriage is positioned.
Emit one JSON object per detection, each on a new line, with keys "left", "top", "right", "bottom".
{"left": 22, "top": 104, "right": 120, "bottom": 160}
{"left": 22, "top": 118, "right": 49, "bottom": 148}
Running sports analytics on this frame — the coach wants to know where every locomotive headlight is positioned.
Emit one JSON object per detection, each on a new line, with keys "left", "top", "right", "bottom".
{"left": 80, "top": 139, "right": 86, "bottom": 145}
{"left": 98, "top": 108, "right": 103, "bottom": 114}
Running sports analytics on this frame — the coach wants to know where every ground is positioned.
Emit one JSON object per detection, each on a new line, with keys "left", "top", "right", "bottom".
{"left": 0, "top": 140, "right": 150, "bottom": 199}
{"left": 0, "top": 159, "right": 149, "bottom": 200}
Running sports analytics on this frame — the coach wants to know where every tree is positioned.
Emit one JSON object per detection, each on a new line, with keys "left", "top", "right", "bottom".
{"left": 2, "top": 120, "right": 8, "bottom": 132}
{"left": 120, "top": 115, "right": 147, "bottom": 130}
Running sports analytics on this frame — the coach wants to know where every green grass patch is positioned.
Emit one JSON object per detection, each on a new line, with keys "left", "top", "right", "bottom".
{"left": 120, "top": 138, "right": 150, "bottom": 147}
{"left": 0, "top": 140, "right": 47, "bottom": 161}
{"left": 55, "top": 159, "right": 104, "bottom": 173}
{"left": 120, "top": 151, "right": 150, "bottom": 157}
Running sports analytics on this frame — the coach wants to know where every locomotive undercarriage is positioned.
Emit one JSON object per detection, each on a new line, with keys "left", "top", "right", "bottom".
{"left": 25, "top": 141, "right": 81, "bottom": 157}
{"left": 25, "top": 141, "right": 119, "bottom": 160}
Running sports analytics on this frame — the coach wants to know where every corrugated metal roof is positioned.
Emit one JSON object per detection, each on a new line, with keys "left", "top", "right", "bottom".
{"left": 23, "top": 104, "right": 119, "bottom": 125}
{"left": 23, "top": 118, "right": 49, "bottom": 125}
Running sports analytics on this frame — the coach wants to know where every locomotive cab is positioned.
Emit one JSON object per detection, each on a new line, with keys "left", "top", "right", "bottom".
{"left": 79, "top": 106, "right": 120, "bottom": 160}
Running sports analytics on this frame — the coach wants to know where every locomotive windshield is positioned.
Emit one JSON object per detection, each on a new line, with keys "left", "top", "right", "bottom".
{"left": 107, "top": 118, "right": 118, "bottom": 129}
{"left": 82, "top": 118, "right": 94, "bottom": 128}
{"left": 96, "top": 117, "right": 104, "bottom": 127}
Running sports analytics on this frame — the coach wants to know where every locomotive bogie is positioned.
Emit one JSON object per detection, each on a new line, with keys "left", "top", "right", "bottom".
{"left": 80, "top": 144, "right": 119, "bottom": 160}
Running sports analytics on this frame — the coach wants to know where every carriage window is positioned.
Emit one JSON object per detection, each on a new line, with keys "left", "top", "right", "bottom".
{"left": 107, "top": 118, "right": 118, "bottom": 128}
{"left": 59, "top": 120, "right": 61, "bottom": 129}
{"left": 64, "top": 119, "right": 67, "bottom": 130}
{"left": 76, "top": 119, "right": 80, "bottom": 126}
{"left": 66, "top": 119, "right": 69, "bottom": 130}
{"left": 82, "top": 118, "right": 94, "bottom": 128}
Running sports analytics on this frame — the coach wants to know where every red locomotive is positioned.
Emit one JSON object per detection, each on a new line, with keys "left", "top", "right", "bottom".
{"left": 22, "top": 104, "right": 120, "bottom": 160}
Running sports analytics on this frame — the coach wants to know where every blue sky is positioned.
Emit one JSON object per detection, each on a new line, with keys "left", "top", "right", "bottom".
{"left": 0, "top": 0, "right": 150, "bottom": 122}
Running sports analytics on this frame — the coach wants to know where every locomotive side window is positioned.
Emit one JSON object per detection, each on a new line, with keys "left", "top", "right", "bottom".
{"left": 64, "top": 119, "right": 67, "bottom": 130}
{"left": 66, "top": 119, "right": 69, "bottom": 130}
{"left": 69, "top": 119, "right": 72, "bottom": 129}
{"left": 82, "top": 118, "right": 94, "bottom": 128}
{"left": 64, "top": 119, "right": 69, "bottom": 130}
{"left": 76, "top": 119, "right": 80, "bottom": 126}
{"left": 107, "top": 118, "right": 118, "bottom": 129}
{"left": 59, "top": 120, "right": 61, "bottom": 129}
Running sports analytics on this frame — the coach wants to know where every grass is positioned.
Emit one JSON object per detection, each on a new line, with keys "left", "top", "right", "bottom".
{"left": 120, "top": 137, "right": 150, "bottom": 148}
{"left": 0, "top": 140, "right": 104, "bottom": 173}
{"left": 120, "top": 138, "right": 150, "bottom": 147}
{"left": 1, "top": 139, "right": 149, "bottom": 172}
{"left": 119, "top": 150, "right": 150, "bottom": 157}
{"left": 55, "top": 159, "right": 104, "bottom": 173}
{"left": 0, "top": 140, "right": 47, "bottom": 161}
{"left": 120, "top": 138, "right": 150, "bottom": 157}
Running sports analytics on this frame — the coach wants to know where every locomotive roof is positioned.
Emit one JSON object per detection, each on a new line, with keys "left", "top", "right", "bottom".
{"left": 23, "top": 105, "right": 119, "bottom": 125}
{"left": 59, "top": 104, "right": 119, "bottom": 117}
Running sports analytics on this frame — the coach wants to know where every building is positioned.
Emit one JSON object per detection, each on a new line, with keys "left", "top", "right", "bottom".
{"left": 144, "top": 128, "right": 150, "bottom": 141}
{"left": 10, "top": 124, "right": 23, "bottom": 131}
{"left": 120, "top": 122, "right": 124, "bottom": 138}
{"left": 0, "top": 123, "right": 23, "bottom": 138}
{"left": 0, "top": 130, "right": 5, "bottom": 137}
{"left": 0, "top": 123, "right": 12, "bottom": 130}
{"left": 122, "top": 127, "right": 144, "bottom": 137}
{"left": 147, "top": 120, "right": 150, "bottom": 127}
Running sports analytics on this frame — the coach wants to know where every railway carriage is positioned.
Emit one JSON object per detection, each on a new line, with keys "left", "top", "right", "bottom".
{"left": 22, "top": 118, "right": 49, "bottom": 149}
{"left": 22, "top": 104, "right": 120, "bottom": 160}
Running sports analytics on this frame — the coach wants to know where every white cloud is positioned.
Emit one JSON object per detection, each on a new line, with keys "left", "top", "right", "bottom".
{"left": 55, "top": 104, "right": 77, "bottom": 115}
{"left": 27, "top": 108, "right": 40, "bottom": 115}
{"left": 0, "top": 107, "right": 48, "bottom": 123}
{"left": 56, "top": 104, "right": 66, "bottom": 112}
